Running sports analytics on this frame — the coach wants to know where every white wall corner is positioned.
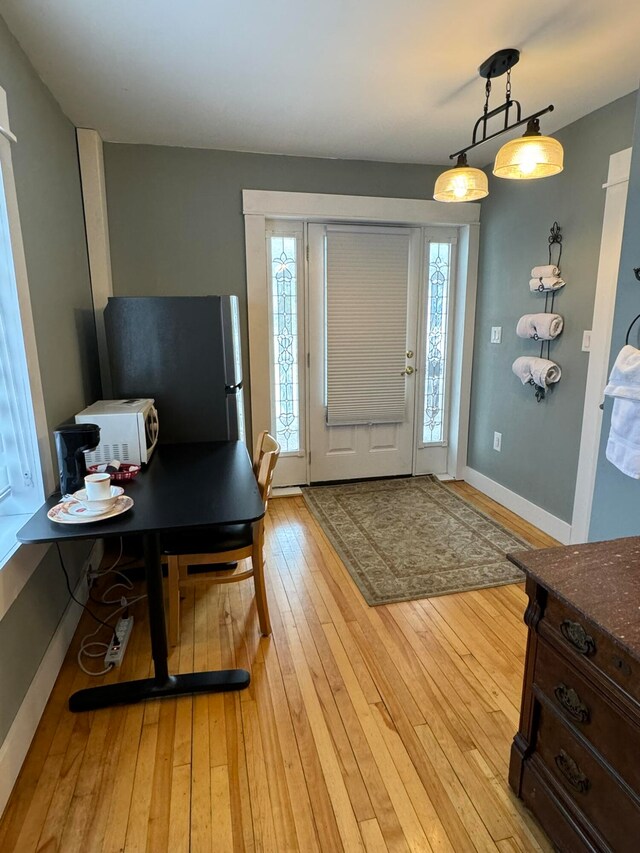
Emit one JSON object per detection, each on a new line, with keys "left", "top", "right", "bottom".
{"left": 76, "top": 128, "right": 114, "bottom": 397}
{"left": 0, "top": 539, "right": 103, "bottom": 818}
{"left": 463, "top": 466, "right": 571, "bottom": 545}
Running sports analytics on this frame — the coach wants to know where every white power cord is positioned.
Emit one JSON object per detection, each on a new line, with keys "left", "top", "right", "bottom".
{"left": 78, "top": 537, "right": 147, "bottom": 676}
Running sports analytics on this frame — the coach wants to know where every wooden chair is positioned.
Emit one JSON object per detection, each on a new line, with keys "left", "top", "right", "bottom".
{"left": 252, "top": 429, "right": 270, "bottom": 476}
{"left": 163, "top": 434, "right": 280, "bottom": 646}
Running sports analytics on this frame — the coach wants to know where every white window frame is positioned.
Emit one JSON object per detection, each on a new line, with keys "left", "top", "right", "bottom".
{"left": 244, "top": 190, "right": 480, "bottom": 484}
{"left": 0, "top": 85, "right": 52, "bottom": 573}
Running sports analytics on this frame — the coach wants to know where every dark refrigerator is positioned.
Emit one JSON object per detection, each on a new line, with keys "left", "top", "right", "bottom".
{"left": 104, "top": 296, "right": 245, "bottom": 444}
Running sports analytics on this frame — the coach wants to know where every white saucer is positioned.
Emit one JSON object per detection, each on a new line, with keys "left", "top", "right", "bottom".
{"left": 71, "top": 485, "right": 124, "bottom": 514}
{"left": 48, "top": 495, "right": 134, "bottom": 524}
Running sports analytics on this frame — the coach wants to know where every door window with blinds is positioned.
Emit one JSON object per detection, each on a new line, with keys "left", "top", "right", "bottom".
{"left": 0, "top": 150, "right": 43, "bottom": 532}
{"left": 325, "top": 227, "right": 410, "bottom": 426}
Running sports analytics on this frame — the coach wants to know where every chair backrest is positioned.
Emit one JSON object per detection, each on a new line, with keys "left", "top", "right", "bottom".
{"left": 252, "top": 430, "right": 270, "bottom": 476}
{"left": 256, "top": 435, "right": 281, "bottom": 509}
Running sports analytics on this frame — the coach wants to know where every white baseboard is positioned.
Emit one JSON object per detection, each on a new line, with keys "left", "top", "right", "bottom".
{"left": 272, "top": 486, "right": 303, "bottom": 497}
{"left": 463, "top": 467, "right": 571, "bottom": 544}
{"left": 0, "top": 540, "right": 103, "bottom": 818}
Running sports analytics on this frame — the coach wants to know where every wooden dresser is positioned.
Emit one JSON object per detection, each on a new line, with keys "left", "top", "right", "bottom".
{"left": 508, "top": 539, "right": 640, "bottom": 851}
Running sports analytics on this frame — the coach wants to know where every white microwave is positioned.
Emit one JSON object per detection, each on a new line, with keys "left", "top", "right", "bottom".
{"left": 75, "top": 398, "right": 159, "bottom": 466}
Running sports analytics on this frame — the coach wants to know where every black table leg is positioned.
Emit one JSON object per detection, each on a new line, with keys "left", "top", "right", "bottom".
{"left": 144, "top": 531, "right": 169, "bottom": 680}
{"left": 68, "top": 532, "right": 250, "bottom": 711}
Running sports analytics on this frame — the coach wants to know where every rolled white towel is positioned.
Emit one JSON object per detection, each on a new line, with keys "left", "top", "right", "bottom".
{"left": 529, "top": 276, "right": 565, "bottom": 293}
{"left": 531, "top": 264, "right": 560, "bottom": 278}
{"left": 512, "top": 356, "right": 561, "bottom": 388}
{"left": 515, "top": 313, "right": 564, "bottom": 340}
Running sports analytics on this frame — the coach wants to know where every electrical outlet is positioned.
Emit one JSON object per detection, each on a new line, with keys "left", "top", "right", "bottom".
{"left": 493, "top": 431, "right": 502, "bottom": 452}
{"left": 104, "top": 616, "right": 134, "bottom": 666}
{"left": 490, "top": 326, "right": 502, "bottom": 344}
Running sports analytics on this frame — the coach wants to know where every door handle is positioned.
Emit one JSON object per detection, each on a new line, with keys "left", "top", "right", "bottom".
{"left": 400, "top": 366, "right": 415, "bottom": 376}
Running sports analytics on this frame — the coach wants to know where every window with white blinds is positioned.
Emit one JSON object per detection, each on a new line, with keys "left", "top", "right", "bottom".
{"left": 0, "top": 149, "right": 41, "bottom": 521}
{"left": 325, "top": 229, "right": 409, "bottom": 426}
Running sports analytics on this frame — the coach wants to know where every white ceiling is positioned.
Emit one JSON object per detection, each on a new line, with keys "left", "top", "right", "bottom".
{"left": 0, "top": 0, "right": 638, "bottom": 165}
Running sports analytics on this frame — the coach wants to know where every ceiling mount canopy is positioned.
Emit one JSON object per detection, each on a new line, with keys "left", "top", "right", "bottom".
{"left": 434, "top": 48, "right": 564, "bottom": 202}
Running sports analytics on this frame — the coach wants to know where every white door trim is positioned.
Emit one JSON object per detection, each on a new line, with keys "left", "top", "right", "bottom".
{"left": 571, "top": 147, "right": 632, "bottom": 543}
{"left": 243, "top": 190, "right": 481, "bottom": 226}
{"left": 77, "top": 129, "right": 114, "bottom": 397}
{"left": 244, "top": 190, "right": 480, "bottom": 480}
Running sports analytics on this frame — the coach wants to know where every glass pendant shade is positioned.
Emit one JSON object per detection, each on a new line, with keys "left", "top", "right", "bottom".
{"left": 433, "top": 155, "right": 488, "bottom": 202}
{"left": 493, "top": 123, "right": 563, "bottom": 180}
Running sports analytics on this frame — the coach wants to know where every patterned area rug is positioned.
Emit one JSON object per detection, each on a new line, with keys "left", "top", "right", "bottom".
{"left": 302, "top": 476, "right": 529, "bottom": 606}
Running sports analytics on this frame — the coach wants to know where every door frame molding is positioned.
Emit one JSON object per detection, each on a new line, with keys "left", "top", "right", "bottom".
{"left": 243, "top": 189, "right": 480, "bottom": 481}
{"left": 570, "top": 147, "right": 632, "bottom": 543}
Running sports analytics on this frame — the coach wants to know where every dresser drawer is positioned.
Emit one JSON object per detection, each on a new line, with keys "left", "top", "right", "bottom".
{"left": 535, "top": 702, "right": 640, "bottom": 850}
{"left": 534, "top": 639, "right": 640, "bottom": 793}
{"left": 541, "top": 594, "right": 639, "bottom": 704}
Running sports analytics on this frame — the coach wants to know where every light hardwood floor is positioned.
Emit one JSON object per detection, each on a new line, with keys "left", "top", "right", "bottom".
{"left": 0, "top": 482, "right": 559, "bottom": 852}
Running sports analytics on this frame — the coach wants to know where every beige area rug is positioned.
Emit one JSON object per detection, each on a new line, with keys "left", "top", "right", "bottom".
{"left": 302, "top": 476, "right": 530, "bottom": 606}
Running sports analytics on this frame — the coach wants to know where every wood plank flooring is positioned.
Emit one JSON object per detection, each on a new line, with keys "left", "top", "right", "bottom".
{"left": 0, "top": 482, "right": 559, "bottom": 852}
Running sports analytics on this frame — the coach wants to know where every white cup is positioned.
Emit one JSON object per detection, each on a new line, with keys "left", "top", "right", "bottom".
{"left": 84, "top": 472, "right": 112, "bottom": 500}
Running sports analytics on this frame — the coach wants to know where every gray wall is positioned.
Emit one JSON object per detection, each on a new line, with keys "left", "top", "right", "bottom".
{"left": 0, "top": 15, "right": 98, "bottom": 745}
{"left": 467, "top": 93, "right": 636, "bottom": 523}
{"left": 589, "top": 92, "right": 640, "bottom": 541}
{"left": 103, "top": 142, "right": 443, "bottom": 430}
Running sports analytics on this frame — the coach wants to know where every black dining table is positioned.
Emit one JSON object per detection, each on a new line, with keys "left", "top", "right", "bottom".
{"left": 17, "top": 441, "right": 265, "bottom": 712}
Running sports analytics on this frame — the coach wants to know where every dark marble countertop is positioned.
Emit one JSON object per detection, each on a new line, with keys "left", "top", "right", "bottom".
{"left": 508, "top": 537, "right": 640, "bottom": 664}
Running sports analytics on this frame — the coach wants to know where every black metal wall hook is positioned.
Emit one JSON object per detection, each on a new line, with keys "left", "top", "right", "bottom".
{"left": 633, "top": 267, "right": 640, "bottom": 281}
{"left": 548, "top": 221, "right": 562, "bottom": 268}
{"left": 625, "top": 313, "right": 640, "bottom": 346}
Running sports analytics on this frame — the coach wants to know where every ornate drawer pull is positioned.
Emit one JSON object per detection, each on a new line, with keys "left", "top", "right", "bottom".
{"left": 560, "top": 620, "right": 596, "bottom": 656}
{"left": 554, "top": 683, "right": 590, "bottom": 723}
{"left": 554, "top": 749, "right": 590, "bottom": 794}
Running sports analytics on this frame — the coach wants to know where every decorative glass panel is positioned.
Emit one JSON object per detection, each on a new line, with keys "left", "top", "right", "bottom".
{"left": 423, "top": 242, "right": 452, "bottom": 444}
{"left": 270, "top": 236, "right": 300, "bottom": 452}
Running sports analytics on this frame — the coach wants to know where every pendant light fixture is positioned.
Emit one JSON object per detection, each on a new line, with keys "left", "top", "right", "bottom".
{"left": 434, "top": 49, "right": 563, "bottom": 202}
{"left": 433, "top": 153, "right": 489, "bottom": 202}
{"left": 493, "top": 118, "right": 564, "bottom": 179}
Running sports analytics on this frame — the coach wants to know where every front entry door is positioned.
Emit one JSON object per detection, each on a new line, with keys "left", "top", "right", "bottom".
{"left": 308, "top": 224, "right": 420, "bottom": 482}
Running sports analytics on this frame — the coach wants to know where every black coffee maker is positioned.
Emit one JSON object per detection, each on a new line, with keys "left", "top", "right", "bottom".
{"left": 54, "top": 422, "right": 101, "bottom": 495}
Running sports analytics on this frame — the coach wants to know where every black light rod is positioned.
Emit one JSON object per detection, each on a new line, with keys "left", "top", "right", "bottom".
{"left": 449, "top": 105, "right": 554, "bottom": 160}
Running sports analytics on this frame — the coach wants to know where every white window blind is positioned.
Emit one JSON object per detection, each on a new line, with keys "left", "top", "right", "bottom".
{"left": 326, "top": 229, "right": 409, "bottom": 426}
{"left": 0, "top": 156, "right": 39, "bottom": 517}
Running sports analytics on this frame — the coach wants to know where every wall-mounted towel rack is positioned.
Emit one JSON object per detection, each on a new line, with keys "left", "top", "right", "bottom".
{"left": 514, "top": 221, "right": 564, "bottom": 402}
{"left": 539, "top": 222, "right": 563, "bottom": 361}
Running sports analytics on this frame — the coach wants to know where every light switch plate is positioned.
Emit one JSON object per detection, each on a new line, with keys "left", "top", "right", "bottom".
{"left": 582, "top": 330, "right": 592, "bottom": 352}
{"left": 490, "top": 326, "right": 502, "bottom": 344}
{"left": 493, "top": 431, "right": 502, "bottom": 452}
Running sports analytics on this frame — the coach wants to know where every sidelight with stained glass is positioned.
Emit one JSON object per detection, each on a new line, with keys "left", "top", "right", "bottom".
{"left": 269, "top": 236, "right": 300, "bottom": 452}
{"left": 422, "top": 241, "right": 452, "bottom": 444}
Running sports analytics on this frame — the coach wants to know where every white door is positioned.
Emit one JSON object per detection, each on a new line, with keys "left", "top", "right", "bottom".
{"left": 308, "top": 224, "right": 420, "bottom": 482}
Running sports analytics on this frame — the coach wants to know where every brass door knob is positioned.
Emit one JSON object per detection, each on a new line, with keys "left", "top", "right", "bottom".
{"left": 401, "top": 366, "right": 415, "bottom": 376}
